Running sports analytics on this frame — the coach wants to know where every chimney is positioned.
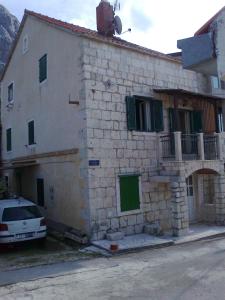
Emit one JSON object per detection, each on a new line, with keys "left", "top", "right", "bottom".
{"left": 96, "top": 0, "right": 115, "bottom": 37}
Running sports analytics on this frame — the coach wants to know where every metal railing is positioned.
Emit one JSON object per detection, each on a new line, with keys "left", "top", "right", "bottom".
{"left": 160, "top": 132, "right": 221, "bottom": 161}
{"left": 181, "top": 134, "right": 199, "bottom": 160}
{"left": 204, "top": 134, "right": 218, "bottom": 160}
{"left": 160, "top": 134, "right": 175, "bottom": 160}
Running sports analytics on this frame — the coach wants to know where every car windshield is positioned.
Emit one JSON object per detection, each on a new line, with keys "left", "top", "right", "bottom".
{"left": 2, "top": 206, "right": 42, "bottom": 222}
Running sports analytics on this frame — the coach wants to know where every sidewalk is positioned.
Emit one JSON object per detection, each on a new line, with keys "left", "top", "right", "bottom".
{"left": 90, "top": 224, "right": 225, "bottom": 254}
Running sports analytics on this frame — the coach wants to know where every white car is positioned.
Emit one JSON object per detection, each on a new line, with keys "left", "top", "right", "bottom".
{"left": 0, "top": 198, "right": 47, "bottom": 244}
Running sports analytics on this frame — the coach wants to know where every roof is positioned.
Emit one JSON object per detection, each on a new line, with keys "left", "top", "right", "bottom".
{"left": 154, "top": 88, "right": 225, "bottom": 101}
{"left": 0, "top": 198, "right": 35, "bottom": 208}
{"left": 195, "top": 6, "right": 225, "bottom": 36}
{"left": 1, "top": 9, "right": 180, "bottom": 80}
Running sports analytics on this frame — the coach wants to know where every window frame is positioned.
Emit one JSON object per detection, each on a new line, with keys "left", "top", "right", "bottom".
{"left": 136, "top": 98, "right": 152, "bottom": 132}
{"left": 6, "top": 128, "right": 12, "bottom": 152}
{"left": 217, "top": 107, "right": 224, "bottom": 133}
{"left": 7, "top": 82, "right": 14, "bottom": 103}
{"left": 126, "top": 95, "right": 164, "bottom": 133}
{"left": 116, "top": 174, "right": 142, "bottom": 216}
{"left": 22, "top": 34, "right": 29, "bottom": 54}
{"left": 39, "top": 54, "right": 47, "bottom": 83}
{"left": 28, "top": 120, "right": 35, "bottom": 146}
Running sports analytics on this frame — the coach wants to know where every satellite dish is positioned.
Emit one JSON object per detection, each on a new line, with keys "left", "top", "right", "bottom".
{"left": 114, "top": 15, "right": 122, "bottom": 35}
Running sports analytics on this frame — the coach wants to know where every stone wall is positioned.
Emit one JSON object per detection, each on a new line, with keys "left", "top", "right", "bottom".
{"left": 81, "top": 37, "right": 209, "bottom": 240}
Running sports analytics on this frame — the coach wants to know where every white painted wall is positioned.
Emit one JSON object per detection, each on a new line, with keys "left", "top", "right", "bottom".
{"left": 1, "top": 16, "right": 86, "bottom": 160}
{"left": 1, "top": 16, "right": 91, "bottom": 235}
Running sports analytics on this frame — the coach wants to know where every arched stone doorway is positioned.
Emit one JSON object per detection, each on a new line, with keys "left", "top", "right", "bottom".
{"left": 170, "top": 167, "right": 225, "bottom": 236}
{"left": 186, "top": 169, "right": 218, "bottom": 225}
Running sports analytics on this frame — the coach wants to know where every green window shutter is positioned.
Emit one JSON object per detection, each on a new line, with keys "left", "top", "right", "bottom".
{"left": 126, "top": 96, "right": 136, "bottom": 130}
{"left": 120, "top": 175, "right": 140, "bottom": 212}
{"left": 151, "top": 99, "right": 164, "bottom": 132}
{"left": 191, "top": 111, "right": 203, "bottom": 133}
{"left": 6, "top": 128, "right": 12, "bottom": 152}
{"left": 39, "top": 54, "right": 47, "bottom": 83}
{"left": 168, "top": 108, "right": 175, "bottom": 132}
{"left": 28, "top": 121, "right": 35, "bottom": 145}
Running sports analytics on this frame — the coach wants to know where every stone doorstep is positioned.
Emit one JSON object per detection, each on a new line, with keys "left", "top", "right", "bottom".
{"left": 90, "top": 225, "right": 225, "bottom": 254}
{"left": 92, "top": 233, "right": 174, "bottom": 254}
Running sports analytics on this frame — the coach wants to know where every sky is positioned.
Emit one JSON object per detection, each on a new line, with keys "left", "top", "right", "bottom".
{"left": 1, "top": 0, "right": 225, "bottom": 53}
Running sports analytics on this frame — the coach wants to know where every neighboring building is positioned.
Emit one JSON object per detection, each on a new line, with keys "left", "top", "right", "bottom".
{"left": 0, "top": 5, "right": 20, "bottom": 73}
{"left": 177, "top": 6, "right": 225, "bottom": 98}
{"left": 1, "top": 2, "right": 225, "bottom": 240}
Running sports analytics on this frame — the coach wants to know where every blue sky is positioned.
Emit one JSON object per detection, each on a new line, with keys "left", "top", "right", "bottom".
{"left": 1, "top": 0, "right": 225, "bottom": 53}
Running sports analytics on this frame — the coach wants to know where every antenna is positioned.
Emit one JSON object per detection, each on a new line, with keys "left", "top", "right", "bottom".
{"left": 121, "top": 28, "right": 132, "bottom": 34}
{"left": 114, "top": 15, "right": 122, "bottom": 35}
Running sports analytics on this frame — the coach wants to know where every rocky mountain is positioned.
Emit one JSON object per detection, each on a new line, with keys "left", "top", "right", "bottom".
{"left": 0, "top": 5, "right": 20, "bottom": 73}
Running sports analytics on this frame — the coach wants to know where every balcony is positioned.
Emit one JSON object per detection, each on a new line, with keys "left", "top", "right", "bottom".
{"left": 160, "top": 132, "right": 222, "bottom": 162}
{"left": 177, "top": 33, "right": 217, "bottom": 75}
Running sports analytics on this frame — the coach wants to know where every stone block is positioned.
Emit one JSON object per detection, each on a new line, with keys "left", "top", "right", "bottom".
{"left": 135, "top": 224, "right": 143, "bottom": 234}
{"left": 107, "top": 207, "right": 117, "bottom": 218}
{"left": 106, "top": 231, "right": 125, "bottom": 241}
{"left": 127, "top": 215, "right": 137, "bottom": 226}
{"left": 144, "top": 222, "right": 163, "bottom": 236}
{"left": 119, "top": 216, "right": 127, "bottom": 227}
{"left": 104, "top": 197, "right": 113, "bottom": 208}
{"left": 98, "top": 231, "right": 106, "bottom": 240}
{"left": 172, "top": 228, "right": 188, "bottom": 237}
{"left": 171, "top": 182, "right": 179, "bottom": 188}
{"left": 136, "top": 214, "right": 144, "bottom": 224}
{"left": 126, "top": 225, "right": 135, "bottom": 235}
{"left": 97, "top": 209, "right": 107, "bottom": 220}
{"left": 99, "top": 220, "right": 110, "bottom": 231}
{"left": 110, "top": 218, "right": 119, "bottom": 230}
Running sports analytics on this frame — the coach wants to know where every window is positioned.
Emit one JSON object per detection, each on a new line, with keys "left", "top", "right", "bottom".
{"left": 186, "top": 176, "right": 193, "bottom": 197}
{"left": 168, "top": 108, "right": 203, "bottom": 133}
{"left": 211, "top": 76, "right": 225, "bottom": 90}
{"left": 39, "top": 54, "right": 47, "bottom": 83}
{"left": 22, "top": 35, "right": 29, "bottom": 54}
{"left": 37, "top": 178, "right": 45, "bottom": 207}
{"left": 217, "top": 107, "right": 224, "bottom": 132}
{"left": 211, "top": 76, "right": 220, "bottom": 89}
{"left": 6, "top": 128, "right": 12, "bottom": 152}
{"left": 119, "top": 175, "right": 140, "bottom": 212}
{"left": 126, "top": 96, "right": 164, "bottom": 132}
{"left": 2, "top": 206, "right": 42, "bottom": 222}
{"left": 8, "top": 83, "right": 14, "bottom": 102}
{"left": 136, "top": 99, "right": 151, "bottom": 131}
{"left": 28, "top": 120, "right": 35, "bottom": 145}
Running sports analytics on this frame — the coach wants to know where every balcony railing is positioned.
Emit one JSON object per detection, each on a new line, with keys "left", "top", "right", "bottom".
{"left": 160, "top": 132, "right": 222, "bottom": 161}
{"left": 204, "top": 134, "right": 218, "bottom": 160}
{"left": 181, "top": 134, "right": 199, "bottom": 160}
{"left": 160, "top": 134, "right": 175, "bottom": 160}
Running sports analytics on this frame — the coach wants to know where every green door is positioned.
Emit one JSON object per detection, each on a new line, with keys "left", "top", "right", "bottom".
{"left": 120, "top": 175, "right": 140, "bottom": 212}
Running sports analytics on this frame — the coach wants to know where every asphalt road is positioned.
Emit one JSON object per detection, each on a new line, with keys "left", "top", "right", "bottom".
{"left": 1, "top": 237, "right": 225, "bottom": 299}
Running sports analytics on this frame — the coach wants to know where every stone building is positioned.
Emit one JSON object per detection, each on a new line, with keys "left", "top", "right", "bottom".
{"left": 1, "top": 2, "right": 225, "bottom": 240}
